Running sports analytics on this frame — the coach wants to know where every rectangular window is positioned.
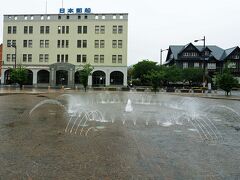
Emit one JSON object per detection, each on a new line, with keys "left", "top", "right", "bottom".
{"left": 58, "top": 26, "right": 61, "bottom": 34}
{"left": 77, "top": 54, "right": 81, "bottom": 62}
{"left": 77, "top": 40, "right": 81, "bottom": 48}
{"left": 82, "top": 55, "right": 87, "bottom": 63}
{"left": 57, "top": 54, "right": 60, "bottom": 62}
{"left": 95, "top": 26, "right": 100, "bottom": 34}
{"left": 100, "top": 26, "right": 105, "bottom": 34}
{"left": 12, "top": 40, "right": 16, "bottom": 47}
{"left": 228, "top": 62, "right": 236, "bottom": 68}
{"left": 29, "top": 26, "right": 33, "bottom": 34}
{"left": 61, "top": 40, "right": 65, "bottom": 48}
{"left": 7, "top": 54, "right": 11, "bottom": 62}
{"left": 83, "top": 40, "right": 87, "bottom": 48}
{"left": 24, "top": 26, "right": 28, "bottom": 34}
{"left": 95, "top": 40, "right": 99, "bottom": 48}
{"left": 112, "top": 40, "right": 117, "bottom": 48}
{"left": 183, "top": 62, "right": 188, "bottom": 69}
{"left": 13, "top": 26, "right": 17, "bottom": 34}
{"left": 100, "top": 40, "right": 104, "bottom": 48}
{"left": 62, "top": 26, "right": 65, "bottom": 34}
{"left": 40, "top": 26, "right": 44, "bottom": 34}
{"left": 28, "top": 54, "right": 32, "bottom": 62}
{"left": 23, "top": 54, "right": 27, "bottom": 62}
{"left": 66, "top": 26, "right": 69, "bottom": 34}
{"left": 118, "top": 25, "right": 123, "bottom": 34}
{"left": 65, "top": 55, "right": 68, "bottom": 62}
{"left": 94, "top": 55, "right": 99, "bottom": 63}
{"left": 112, "top": 55, "right": 116, "bottom": 63}
{"left": 45, "top": 54, "right": 49, "bottom": 62}
{"left": 8, "top": 26, "right": 11, "bottom": 34}
{"left": 57, "top": 40, "right": 61, "bottom": 48}
{"left": 29, "top": 40, "right": 32, "bottom": 48}
{"left": 78, "top": 26, "right": 82, "bottom": 34}
{"left": 100, "top": 55, "right": 104, "bottom": 63}
{"left": 113, "top": 26, "right": 117, "bottom": 34}
{"left": 118, "top": 55, "right": 122, "bottom": 63}
{"left": 46, "top": 26, "right": 50, "bottom": 34}
{"left": 118, "top": 40, "right": 122, "bottom": 48}
{"left": 7, "top": 40, "right": 12, "bottom": 47}
{"left": 23, "top": 40, "right": 28, "bottom": 47}
{"left": 39, "top": 54, "right": 44, "bottom": 62}
{"left": 40, "top": 40, "right": 44, "bottom": 48}
{"left": 194, "top": 62, "right": 200, "bottom": 68}
{"left": 208, "top": 63, "right": 216, "bottom": 69}
{"left": 45, "top": 40, "right": 49, "bottom": 48}
{"left": 83, "top": 26, "right": 87, "bottom": 34}
{"left": 12, "top": 54, "right": 16, "bottom": 62}
{"left": 66, "top": 40, "right": 69, "bottom": 48}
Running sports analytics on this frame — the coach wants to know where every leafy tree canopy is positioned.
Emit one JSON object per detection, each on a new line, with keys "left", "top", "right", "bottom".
{"left": 144, "top": 70, "right": 166, "bottom": 93}
{"left": 77, "top": 63, "right": 94, "bottom": 91}
{"left": 164, "top": 66, "right": 182, "bottom": 83}
{"left": 10, "top": 66, "right": 28, "bottom": 89}
{"left": 182, "top": 68, "right": 203, "bottom": 86}
{"left": 216, "top": 69, "right": 238, "bottom": 96}
{"left": 132, "top": 60, "right": 158, "bottom": 85}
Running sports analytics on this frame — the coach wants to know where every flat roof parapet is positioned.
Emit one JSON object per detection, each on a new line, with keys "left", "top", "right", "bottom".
{"left": 4, "top": 13, "right": 128, "bottom": 22}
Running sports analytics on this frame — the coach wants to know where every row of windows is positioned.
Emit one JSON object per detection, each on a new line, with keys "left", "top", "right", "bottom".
{"left": 6, "top": 54, "right": 124, "bottom": 64}
{"left": 7, "top": 26, "right": 17, "bottom": 34}
{"left": 7, "top": 39, "right": 124, "bottom": 49}
{"left": 182, "top": 51, "right": 211, "bottom": 57}
{"left": 8, "top": 14, "right": 125, "bottom": 21}
{"left": 6, "top": 54, "right": 16, "bottom": 62}
{"left": 231, "top": 55, "right": 240, "bottom": 59}
{"left": 183, "top": 52, "right": 199, "bottom": 57}
{"left": 182, "top": 62, "right": 216, "bottom": 69}
{"left": 7, "top": 25, "right": 124, "bottom": 35}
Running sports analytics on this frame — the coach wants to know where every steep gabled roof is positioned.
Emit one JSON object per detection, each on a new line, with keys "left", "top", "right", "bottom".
{"left": 168, "top": 45, "right": 185, "bottom": 59}
{"left": 204, "top": 46, "right": 225, "bottom": 60}
{"left": 221, "top": 46, "right": 238, "bottom": 60}
{"left": 168, "top": 45, "right": 225, "bottom": 61}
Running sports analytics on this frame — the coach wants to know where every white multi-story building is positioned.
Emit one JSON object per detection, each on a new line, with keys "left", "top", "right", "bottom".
{"left": 1, "top": 13, "right": 128, "bottom": 87}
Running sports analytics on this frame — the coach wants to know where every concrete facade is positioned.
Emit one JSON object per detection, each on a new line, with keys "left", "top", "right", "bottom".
{"left": 1, "top": 13, "right": 128, "bottom": 87}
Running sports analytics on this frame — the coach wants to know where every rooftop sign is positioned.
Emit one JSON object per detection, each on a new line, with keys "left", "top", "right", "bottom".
{"left": 59, "top": 8, "right": 92, "bottom": 14}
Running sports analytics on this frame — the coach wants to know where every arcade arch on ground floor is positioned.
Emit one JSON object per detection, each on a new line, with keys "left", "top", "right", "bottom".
{"left": 1, "top": 64, "right": 128, "bottom": 87}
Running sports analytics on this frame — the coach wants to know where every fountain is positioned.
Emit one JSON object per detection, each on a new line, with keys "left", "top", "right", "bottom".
{"left": 125, "top": 99, "right": 133, "bottom": 112}
{"left": 28, "top": 92, "right": 240, "bottom": 143}
{"left": 2, "top": 91, "right": 240, "bottom": 179}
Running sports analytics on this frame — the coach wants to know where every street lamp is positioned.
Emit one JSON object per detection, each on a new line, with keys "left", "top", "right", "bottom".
{"left": 194, "top": 36, "right": 206, "bottom": 87}
{"left": 160, "top": 48, "right": 168, "bottom": 65}
{"left": 11, "top": 44, "right": 17, "bottom": 69}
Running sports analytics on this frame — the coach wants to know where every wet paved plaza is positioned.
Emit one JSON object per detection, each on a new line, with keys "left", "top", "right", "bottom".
{"left": 0, "top": 91, "right": 240, "bottom": 179}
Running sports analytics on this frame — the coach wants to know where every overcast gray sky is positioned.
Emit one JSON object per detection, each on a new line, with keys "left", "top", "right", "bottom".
{"left": 1, "top": 0, "right": 240, "bottom": 65}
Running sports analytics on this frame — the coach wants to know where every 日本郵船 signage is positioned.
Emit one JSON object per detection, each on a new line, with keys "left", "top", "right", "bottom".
{"left": 59, "top": 8, "right": 92, "bottom": 14}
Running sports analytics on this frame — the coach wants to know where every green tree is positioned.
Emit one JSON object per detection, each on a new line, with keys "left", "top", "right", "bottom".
{"left": 9, "top": 66, "right": 28, "bottom": 89}
{"left": 77, "top": 63, "right": 94, "bottom": 92}
{"left": 145, "top": 70, "right": 166, "bottom": 93}
{"left": 164, "top": 66, "right": 182, "bottom": 84}
{"left": 132, "top": 60, "right": 158, "bottom": 85}
{"left": 182, "top": 68, "right": 203, "bottom": 87}
{"left": 216, "top": 69, "right": 238, "bottom": 96}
